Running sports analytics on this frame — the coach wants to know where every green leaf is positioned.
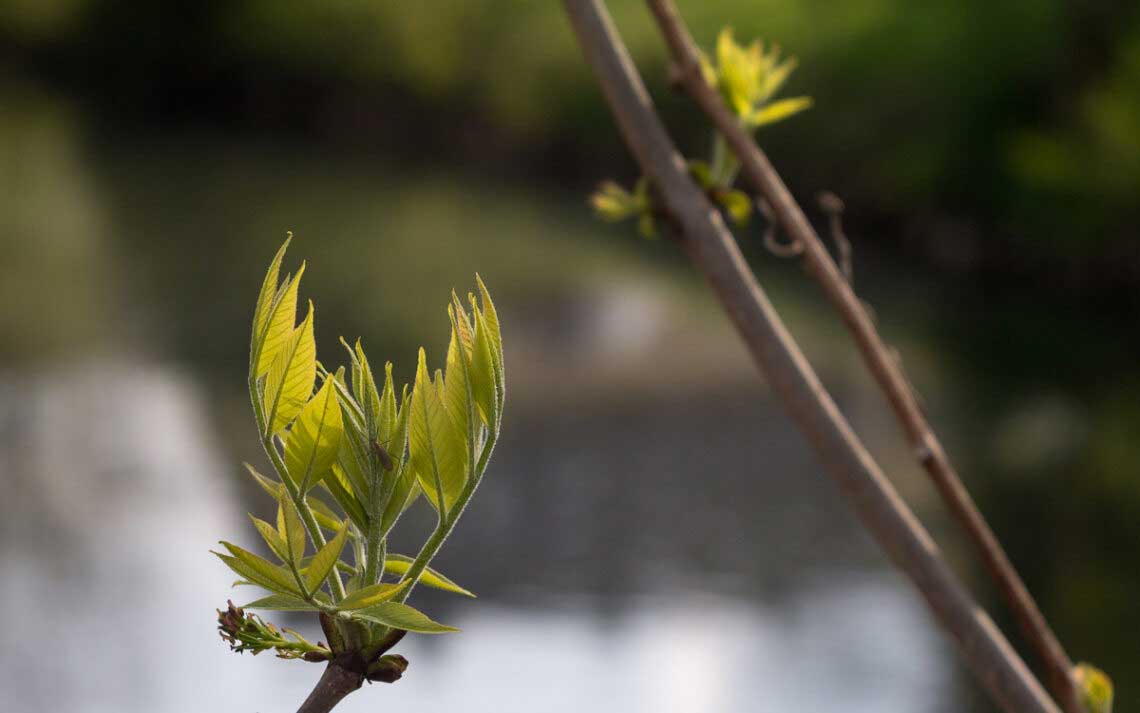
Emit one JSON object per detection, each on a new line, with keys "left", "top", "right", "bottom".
{"left": 468, "top": 307, "right": 497, "bottom": 429}
{"left": 350, "top": 601, "right": 458, "bottom": 634}
{"left": 244, "top": 462, "right": 279, "bottom": 498}
{"left": 254, "top": 262, "right": 306, "bottom": 378}
{"left": 762, "top": 56, "right": 798, "bottom": 102}
{"left": 637, "top": 211, "right": 656, "bottom": 239}
{"left": 409, "top": 348, "right": 467, "bottom": 514}
{"left": 384, "top": 554, "right": 475, "bottom": 597}
{"left": 444, "top": 305, "right": 474, "bottom": 446}
{"left": 747, "top": 96, "right": 813, "bottom": 129}
{"left": 276, "top": 487, "right": 307, "bottom": 565}
{"left": 305, "top": 520, "right": 348, "bottom": 593}
{"left": 717, "top": 189, "right": 753, "bottom": 226}
{"left": 251, "top": 237, "right": 291, "bottom": 374}
{"left": 248, "top": 514, "right": 289, "bottom": 562}
{"left": 285, "top": 377, "right": 344, "bottom": 491}
{"left": 687, "top": 160, "right": 713, "bottom": 189}
{"left": 589, "top": 181, "right": 638, "bottom": 222}
{"left": 1075, "top": 663, "right": 1114, "bottom": 713}
{"left": 355, "top": 342, "right": 382, "bottom": 434}
{"left": 243, "top": 593, "right": 321, "bottom": 611}
{"left": 322, "top": 464, "right": 368, "bottom": 531}
{"left": 215, "top": 543, "right": 303, "bottom": 596}
{"left": 335, "top": 580, "right": 409, "bottom": 611}
{"left": 307, "top": 494, "right": 345, "bottom": 533}
{"left": 379, "top": 387, "right": 415, "bottom": 534}
{"left": 263, "top": 301, "right": 316, "bottom": 435}
{"left": 475, "top": 275, "right": 505, "bottom": 421}
{"left": 305, "top": 521, "right": 349, "bottom": 593}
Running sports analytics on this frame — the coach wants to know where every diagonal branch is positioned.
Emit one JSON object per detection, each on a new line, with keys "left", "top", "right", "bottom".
{"left": 562, "top": 1, "right": 1062, "bottom": 711}
{"left": 644, "top": 2, "right": 1083, "bottom": 711}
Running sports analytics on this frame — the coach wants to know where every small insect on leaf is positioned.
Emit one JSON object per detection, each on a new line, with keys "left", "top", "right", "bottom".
{"left": 371, "top": 439, "right": 394, "bottom": 471}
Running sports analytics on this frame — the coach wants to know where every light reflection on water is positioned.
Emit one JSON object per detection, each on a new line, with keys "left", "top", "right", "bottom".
{"left": 0, "top": 363, "right": 954, "bottom": 712}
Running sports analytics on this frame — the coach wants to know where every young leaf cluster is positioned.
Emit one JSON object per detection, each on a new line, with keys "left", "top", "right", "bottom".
{"left": 214, "top": 236, "right": 504, "bottom": 667}
{"left": 590, "top": 27, "right": 810, "bottom": 237}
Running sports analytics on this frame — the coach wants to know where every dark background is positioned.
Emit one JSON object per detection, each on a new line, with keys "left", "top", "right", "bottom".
{"left": 0, "top": 1, "right": 1136, "bottom": 711}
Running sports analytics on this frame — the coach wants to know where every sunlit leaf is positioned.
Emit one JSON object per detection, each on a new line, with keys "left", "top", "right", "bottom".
{"left": 305, "top": 521, "right": 349, "bottom": 593}
{"left": 350, "top": 601, "right": 458, "bottom": 634}
{"left": 254, "top": 262, "right": 305, "bottom": 378}
{"left": 285, "top": 377, "right": 344, "bottom": 491}
{"left": 762, "top": 57, "right": 798, "bottom": 102}
{"left": 384, "top": 554, "right": 475, "bottom": 597}
{"left": 475, "top": 275, "right": 505, "bottom": 422}
{"left": 444, "top": 306, "right": 473, "bottom": 446}
{"left": 747, "top": 96, "right": 813, "bottom": 129}
{"left": 251, "top": 237, "right": 291, "bottom": 374}
{"left": 263, "top": 301, "right": 316, "bottom": 435}
{"left": 335, "top": 580, "right": 409, "bottom": 611}
{"left": 469, "top": 307, "right": 497, "bottom": 428}
{"left": 409, "top": 348, "right": 467, "bottom": 514}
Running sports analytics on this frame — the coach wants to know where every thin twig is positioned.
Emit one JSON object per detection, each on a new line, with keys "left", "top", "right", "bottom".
{"left": 562, "top": 1, "right": 1061, "bottom": 712}
{"left": 644, "top": 2, "right": 1083, "bottom": 711}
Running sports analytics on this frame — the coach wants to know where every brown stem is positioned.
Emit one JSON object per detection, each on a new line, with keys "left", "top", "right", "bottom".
{"left": 296, "top": 662, "right": 363, "bottom": 713}
{"left": 563, "top": 1, "right": 1062, "bottom": 712}
{"left": 644, "top": 2, "right": 1083, "bottom": 711}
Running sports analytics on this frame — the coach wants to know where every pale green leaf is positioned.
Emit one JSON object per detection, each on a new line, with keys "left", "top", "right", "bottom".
{"left": 384, "top": 554, "right": 475, "bottom": 597}
{"left": 248, "top": 514, "right": 289, "bottom": 562}
{"left": 244, "top": 462, "right": 279, "bottom": 498}
{"left": 285, "top": 377, "right": 344, "bottom": 491}
{"left": 322, "top": 464, "right": 368, "bottom": 530}
{"left": 444, "top": 306, "right": 473, "bottom": 447}
{"left": 243, "top": 593, "right": 321, "bottom": 611}
{"left": 276, "top": 488, "right": 307, "bottom": 565}
{"left": 747, "top": 96, "right": 813, "bottom": 129}
{"left": 718, "top": 189, "right": 753, "bottom": 226}
{"left": 263, "top": 301, "right": 316, "bottom": 435}
{"left": 215, "top": 543, "right": 303, "bottom": 596}
{"left": 469, "top": 307, "right": 497, "bottom": 428}
{"left": 305, "top": 521, "right": 349, "bottom": 593}
{"left": 254, "top": 262, "right": 305, "bottom": 378}
{"left": 475, "top": 275, "right": 504, "bottom": 420}
{"left": 762, "top": 56, "right": 798, "bottom": 102}
{"left": 409, "top": 348, "right": 467, "bottom": 514}
{"left": 251, "top": 237, "right": 291, "bottom": 374}
{"left": 335, "top": 580, "right": 409, "bottom": 611}
{"left": 350, "top": 601, "right": 458, "bottom": 633}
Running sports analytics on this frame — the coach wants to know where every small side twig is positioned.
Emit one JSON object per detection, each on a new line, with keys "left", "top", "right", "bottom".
{"left": 645, "top": 2, "right": 1083, "bottom": 711}
{"left": 563, "top": 2, "right": 1060, "bottom": 712}
{"left": 817, "top": 191, "right": 852, "bottom": 285}
{"left": 759, "top": 198, "right": 803, "bottom": 258}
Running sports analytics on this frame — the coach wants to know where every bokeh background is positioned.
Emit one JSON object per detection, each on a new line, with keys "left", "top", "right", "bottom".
{"left": 1, "top": 1, "right": 1137, "bottom": 711}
